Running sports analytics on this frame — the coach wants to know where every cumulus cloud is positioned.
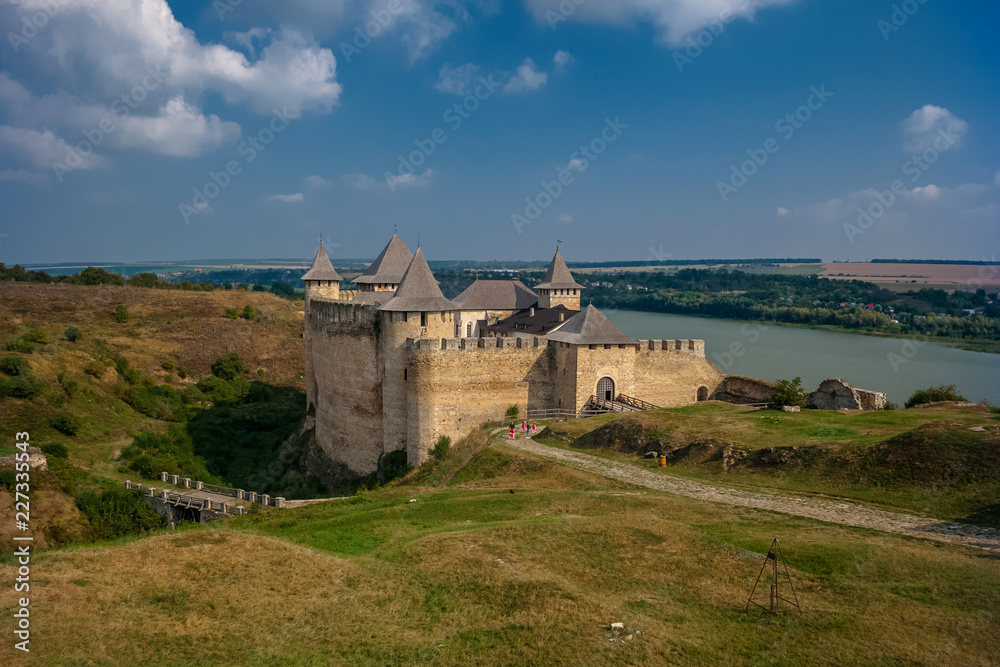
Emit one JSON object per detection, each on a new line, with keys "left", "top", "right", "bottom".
{"left": 777, "top": 207, "right": 789, "bottom": 216}
{"left": 0, "top": 125, "right": 106, "bottom": 170}
{"left": 115, "top": 97, "right": 240, "bottom": 157}
{"left": 565, "top": 158, "right": 585, "bottom": 172}
{"left": 0, "top": 0, "right": 341, "bottom": 173}
{"left": 435, "top": 63, "right": 480, "bottom": 95}
{"left": 559, "top": 213, "right": 573, "bottom": 222}
{"left": 524, "top": 0, "right": 801, "bottom": 46}
{"left": 504, "top": 58, "right": 547, "bottom": 93}
{"left": 266, "top": 193, "right": 305, "bottom": 203}
{"left": 386, "top": 168, "right": 433, "bottom": 189}
{"left": 305, "top": 174, "right": 332, "bottom": 188}
{"left": 341, "top": 173, "right": 377, "bottom": 189}
{"left": 902, "top": 105, "right": 968, "bottom": 153}
{"left": 553, "top": 50, "right": 575, "bottom": 70}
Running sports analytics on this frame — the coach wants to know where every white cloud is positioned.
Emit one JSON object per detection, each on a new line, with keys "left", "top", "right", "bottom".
{"left": 115, "top": 97, "right": 240, "bottom": 157}
{"left": 553, "top": 50, "right": 574, "bottom": 70}
{"left": 565, "top": 158, "right": 585, "bottom": 172}
{"left": 503, "top": 58, "right": 547, "bottom": 94}
{"left": 0, "top": 125, "right": 107, "bottom": 170}
{"left": 0, "top": 0, "right": 341, "bottom": 170}
{"left": 266, "top": 193, "right": 305, "bottom": 203}
{"left": 558, "top": 213, "right": 573, "bottom": 222}
{"left": 305, "top": 174, "right": 331, "bottom": 188}
{"left": 387, "top": 168, "right": 433, "bottom": 189}
{"left": 435, "top": 63, "right": 480, "bottom": 95}
{"left": 902, "top": 105, "right": 968, "bottom": 153}
{"left": 341, "top": 173, "right": 377, "bottom": 189}
{"left": 994, "top": 170, "right": 1000, "bottom": 187}
{"left": 524, "top": 0, "right": 801, "bottom": 46}
{"left": 777, "top": 207, "right": 789, "bottom": 216}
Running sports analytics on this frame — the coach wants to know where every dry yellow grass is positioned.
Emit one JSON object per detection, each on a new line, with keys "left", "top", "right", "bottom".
{"left": 1, "top": 457, "right": 997, "bottom": 666}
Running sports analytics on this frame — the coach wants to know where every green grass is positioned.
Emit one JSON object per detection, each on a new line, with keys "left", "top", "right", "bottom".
{"left": 532, "top": 403, "right": 1000, "bottom": 525}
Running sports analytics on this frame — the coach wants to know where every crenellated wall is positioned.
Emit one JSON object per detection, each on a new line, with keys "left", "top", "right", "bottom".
{"left": 405, "top": 336, "right": 555, "bottom": 463}
{"left": 559, "top": 339, "right": 723, "bottom": 412}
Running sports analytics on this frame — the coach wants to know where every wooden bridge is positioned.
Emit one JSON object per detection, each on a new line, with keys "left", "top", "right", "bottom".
{"left": 525, "top": 394, "right": 662, "bottom": 421}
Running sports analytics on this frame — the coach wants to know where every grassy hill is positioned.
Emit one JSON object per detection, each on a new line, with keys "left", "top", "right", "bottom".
{"left": 0, "top": 282, "right": 307, "bottom": 548}
{"left": 1, "top": 426, "right": 997, "bottom": 665}
{"left": 532, "top": 402, "right": 1000, "bottom": 527}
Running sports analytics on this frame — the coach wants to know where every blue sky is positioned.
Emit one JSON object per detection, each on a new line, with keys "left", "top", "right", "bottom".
{"left": 0, "top": 0, "right": 997, "bottom": 265}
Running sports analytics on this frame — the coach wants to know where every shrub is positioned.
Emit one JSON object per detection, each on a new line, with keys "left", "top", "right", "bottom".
{"left": 4, "top": 339, "right": 34, "bottom": 354}
{"left": 771, "top": 377, "right": 806, "bottom": 408}
{"left": 0, "top": 356, "right": 30, "bottom": 376}
{"left": 161, "top": 359, "right": 176, "bottom": 371}
{"left": 884, "top": 401, "right": 898, "bottom": 411}
{"left": 83, "top": 361, "right": 104, "bottom": 378}
{"left": 114, "top": 305, "right": 130, "bottom": 323}
{"left": 126, "top": 272, "right": 159, "bottom": 288}
{"left": 0, "top": 375, "right": 42, "bottom": 400}
{"left": 431, "top": 435, "right": 451, "bottom": 460}
{"left": 211, "top": 352, "right": 246, "bottom": 381}
{"left": 57, "top": 372, "right": 79, "bottom": 396}
{"left": 64, "top": 326, "right": 83, "bottom": 342}
{"left": 271, "top": 282, "right": 295, "bottom": 298}
{"left": 75, "top": 486, "right": 165, "bottom": 541}
{"left": 41, "top": 442, "right": 69, "bottom": 459}
{"left": 379, "top": 449, "right": 409, "bottom": 483}
{"left": 241, "top": 305, "right": 255, "bottom": 320}
{"left": 905, "top": 384, "right": 967, "bottom": 409}
{"left": 505, "top": 405, "right": 519, "bottom": 418}
{"left": 23, "top": 327, "right": 49, "bottom": 343}
{"left": 195, "top": 375, "right": 249, "bottom": 405}
{"left": 224, "top": 308, "right": 239, "bottom": 320}
{"left": 51, "top": 411, "right": 81, "bottom": 435}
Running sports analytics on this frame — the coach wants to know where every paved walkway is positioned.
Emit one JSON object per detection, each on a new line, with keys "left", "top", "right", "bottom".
{"left": 500, "top": 436, "right": 1000, "bottom": 552}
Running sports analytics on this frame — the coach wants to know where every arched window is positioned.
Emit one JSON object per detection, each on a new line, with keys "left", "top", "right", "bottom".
{"left": 466, "top": 322, "right": 472, "bottom": 336}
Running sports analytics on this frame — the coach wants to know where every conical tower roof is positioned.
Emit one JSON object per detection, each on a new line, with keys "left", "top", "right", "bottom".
{"left": 354, "top": 233, "right": 413, "bottom": 285}
{"left": 547, "top": 305, "right": 637, "bottom": 345}
{"left": 535, "top": 249, "right": 583, "bottom": 290}
{"left": 379, "top": 248, "right": 455, "bottom": 312}
{"left": 301, "top": 243, "right": 343, "bottom": 281}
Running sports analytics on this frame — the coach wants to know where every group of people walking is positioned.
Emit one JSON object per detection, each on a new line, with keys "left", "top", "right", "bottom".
{"left": 508, "top": 421, "right": 536, "bottom": 439}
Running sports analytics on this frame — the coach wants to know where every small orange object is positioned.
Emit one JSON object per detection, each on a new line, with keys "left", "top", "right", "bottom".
{"left": 658, "top": 456, "right": 667, "bottom": 468}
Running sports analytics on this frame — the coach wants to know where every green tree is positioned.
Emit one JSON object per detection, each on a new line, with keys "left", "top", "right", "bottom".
{"left": 224, "top": 308, "right": 239, "bottom": 319}
{"left": 71, "top": 266, "right": 125, "bottom": 286}
{"left": 905, "top": 384, "right": 967, "bottom": 409}
{"left": 211, "top": 352, "right": 246, "bottom": 381}
{"left": 126, "top": 272, "right": 160, "bottom": 288}
{"left": 241, "top": 304, "right": 255, "bottom": 320}
{"left": 0, "top": 356, "right": 30, "bottom": 376}
{"left": 114, "top": 305, "right": 130, "bottom": 323}
{"left": 271, "top": 282, "right": 295, "bottom": 298}
{"left": 771, "top": 377, "right": 806, "bottom": 407}
{"left": 64, "top": 326, "right": 83, "bottom": 342}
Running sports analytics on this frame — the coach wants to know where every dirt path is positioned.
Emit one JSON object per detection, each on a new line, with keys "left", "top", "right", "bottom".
{"left": 501, "top": 436, "right": 1000, "bottom": 552}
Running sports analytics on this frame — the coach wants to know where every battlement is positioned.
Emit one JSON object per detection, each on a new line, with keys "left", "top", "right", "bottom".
{"left": 407, "top": 336, "right": 549, "bottom": 353}
{"left": 309, "top": 298, "right": 378, "bottom": 326}
{"left": 636, "top": 339, "right": 706, "bottom": 357}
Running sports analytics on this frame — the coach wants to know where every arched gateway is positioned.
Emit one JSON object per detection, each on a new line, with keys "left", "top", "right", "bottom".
{"left": 597, "top": 376, "right": 615, "bottom": 402}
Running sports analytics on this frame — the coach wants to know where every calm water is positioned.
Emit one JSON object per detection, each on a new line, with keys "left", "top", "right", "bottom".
{"left": 605, "top": 310, "right": 1000, "bottom": 406}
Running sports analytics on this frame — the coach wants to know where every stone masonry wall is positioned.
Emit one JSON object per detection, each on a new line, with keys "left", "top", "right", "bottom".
{"left": 381, "top": 311, "right": 456, "bottom": 461}
{"left": 308, "top": 300, "right": 384, "bottom": 475}
{"left": 710, "top": 375, "right": 777, "bottom": 404}
{"left": 406, "top": 336, "right": 554, "bottom": 464}
{"left": 571, "top": 339, "right": 725, "bottom": 412}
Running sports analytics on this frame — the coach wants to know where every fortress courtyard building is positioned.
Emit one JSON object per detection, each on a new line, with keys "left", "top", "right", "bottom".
{"left": 303, "top": 234, "right": 728, "bottom": 476}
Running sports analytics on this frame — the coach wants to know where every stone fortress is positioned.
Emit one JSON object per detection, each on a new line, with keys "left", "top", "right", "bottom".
{"left": 303, "top": 234, "right": 884, "bottom": 476}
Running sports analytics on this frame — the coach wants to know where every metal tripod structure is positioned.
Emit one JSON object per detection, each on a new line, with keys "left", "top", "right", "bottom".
{"left": 745, "top": 538, "right": 801, "bottom": 623}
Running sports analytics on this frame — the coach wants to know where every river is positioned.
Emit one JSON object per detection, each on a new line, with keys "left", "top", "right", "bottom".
{"left": 604, "top": 310, "right": 1000, "bottom": 406}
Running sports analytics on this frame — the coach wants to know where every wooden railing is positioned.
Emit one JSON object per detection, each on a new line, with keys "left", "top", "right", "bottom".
{"left": 614, "top": 394, "right": 662, "bottom": 411}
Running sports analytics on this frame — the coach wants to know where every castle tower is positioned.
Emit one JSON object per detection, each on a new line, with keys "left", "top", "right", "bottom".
{"left": 536, "top": 248, "right": 583, "bottom": 310}
{"left": 378, "top": 248, "right": 456, "bottom": 464}
{"left": 301, "top": 242, "right": 343, "bottom": 311}
{"left": 353, "top": 233, "right": 413, "bottom": 293}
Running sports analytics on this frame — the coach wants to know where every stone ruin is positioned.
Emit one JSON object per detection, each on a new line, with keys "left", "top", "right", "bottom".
{"left": 806, "top": 378, "right": 886, "bottom": 411}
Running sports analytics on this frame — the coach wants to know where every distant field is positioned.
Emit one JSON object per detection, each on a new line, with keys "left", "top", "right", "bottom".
{"left": 818, "top": 262, "right": 1000, "bottom": 291}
